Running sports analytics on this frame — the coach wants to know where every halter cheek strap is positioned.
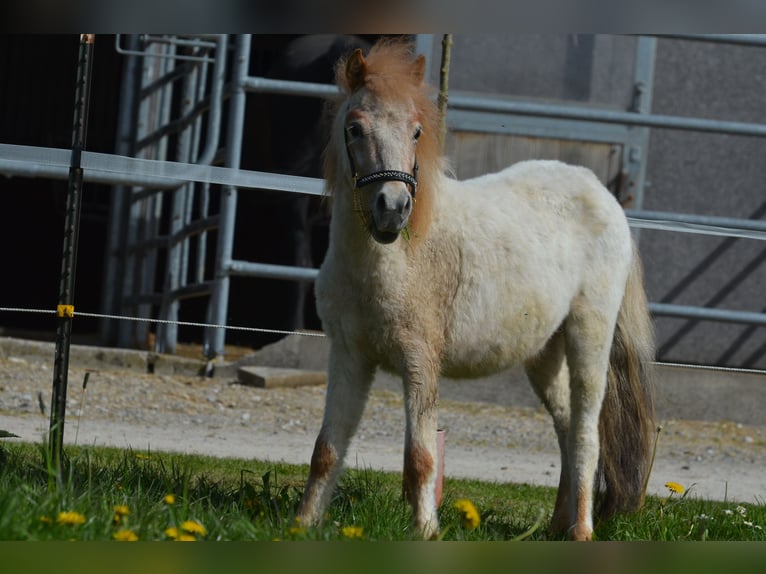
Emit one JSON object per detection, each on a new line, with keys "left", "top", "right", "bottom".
{"left": 344, "top": 129, "right": 419, "bottom": 198}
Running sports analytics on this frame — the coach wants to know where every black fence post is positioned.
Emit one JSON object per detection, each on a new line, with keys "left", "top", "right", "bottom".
{"left": 49, "top": 34, "right": 95, "bottom": 475}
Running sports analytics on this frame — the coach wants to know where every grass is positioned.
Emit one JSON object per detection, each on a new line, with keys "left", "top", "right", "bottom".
{"left": 0, "top": 441, "right": 764, "bottom": 542}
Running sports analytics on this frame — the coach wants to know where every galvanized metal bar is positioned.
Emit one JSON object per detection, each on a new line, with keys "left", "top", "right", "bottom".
{"left": 626, "top": 209, "right": 766, "bottom": 233}
{"left": 158, "top": 59, "right": 200, "bottom": 353}
{"left": 115, "top": 34, "right": 217, "bottom": 63}
{"left": 226, "top": 260, "right": 319, "bottom": 281}
{"left": 0, "top": 144, "right": 326, "bottom": 194}
{"left": 445, "top": 109, "right": 632, "bottom": 143}
{"left": 661, "top": 34, "right": 766, "bottom": 47}
{"left": 125, "top": 41, "right": 171, "bottom": 349}
{"left": 241, "top": 75, "right": 339, "bottom": 98}
{"left": 49, "top": 34, "right": 95, "bottom": 475}
{"left": 650, "top": 303, "right": 766, "bottom": 326}
{"left": 622, "top": 36, "right": 656, "bottom": 211}
{"left": 448, "top": 92, "right": 766, "bottom": 137}
{"left": 206, "top": 34, "right": 250, "bottom": 360}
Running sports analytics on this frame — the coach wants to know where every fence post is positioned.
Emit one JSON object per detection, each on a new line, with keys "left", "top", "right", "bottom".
{"left": 49, "top": 34, "right": 95, "bottom": 476}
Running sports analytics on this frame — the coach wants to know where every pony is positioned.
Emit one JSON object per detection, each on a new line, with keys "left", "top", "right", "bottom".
{"left": 296, "top": 39, "right": 655, "bottom": 541}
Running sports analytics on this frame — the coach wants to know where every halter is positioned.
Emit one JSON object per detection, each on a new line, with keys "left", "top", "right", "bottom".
{"left": 344, "top": 128, "right": 419, "bottom": 199}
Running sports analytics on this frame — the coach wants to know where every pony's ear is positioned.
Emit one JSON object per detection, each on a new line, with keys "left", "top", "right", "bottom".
{"left": 411, "top": 54, "right": 426, "bottom": 85}
{"left": 345, "top": 48, "right": 367, "bottom": 91}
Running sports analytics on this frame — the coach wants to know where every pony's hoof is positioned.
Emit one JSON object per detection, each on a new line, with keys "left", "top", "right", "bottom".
{"left": 416, "top": 520, "right": 440, "bottom": 540}
{"left": 568, "top": 524, "right": 593, "bottom": 541}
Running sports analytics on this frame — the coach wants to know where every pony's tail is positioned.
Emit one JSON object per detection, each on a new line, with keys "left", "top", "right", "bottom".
{"left": 596, "top": 242, "right": 657, "bottom": 521}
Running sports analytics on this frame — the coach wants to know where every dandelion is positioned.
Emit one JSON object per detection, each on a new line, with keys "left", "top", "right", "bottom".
{"left": 165, "top": 527, "right": 180, "bottom": 540}
{"left": 664, "top": 481, "right": 685, "bottom": 495}
{"left": 135, "top": 453, "right": 150, "bottom": 461}
{"left": 163, "top": 494, "right": 176, "bottom": 505}
{"left": 112, "top": 529, "right": 139, "bottom": 541}
{"left": 113, "top": 505, "right": 130, "bottom": 524}
{"left": 39, "top": 516, "right": 52, "bottom": 524}
{"left": 114, "top": 505, "right": 130, "bottom": 516}
{"left": 341, "top": 525, "right": 364, "bottom": 539}
{"left": 57, "top": 511, "right": 86, "bottom": 526}
{"left": 287, "top": 526, "right": 306, "bottom": 537}
{"left": 454, "top": 498, "right": 481, "bottom": 530}
{"left": 181, "top": 520, "right": 207, "bottom": 537}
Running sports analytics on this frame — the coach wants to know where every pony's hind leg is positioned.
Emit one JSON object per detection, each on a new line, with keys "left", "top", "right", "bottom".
{"left": 524, "top": 329, "right": 572, "bottom": 536}
{"left": 563, "top": 304, "right": 619, "bottom": 541}
{"left": 297, "top": 345, "right": 375, "bottom": 527}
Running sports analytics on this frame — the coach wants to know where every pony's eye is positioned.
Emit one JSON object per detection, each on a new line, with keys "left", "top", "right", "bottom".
{"left": 413, "top": 125, "right": 423, "bottom": 141}
{"left": 346, "top": 123, "right": 363, "bottom": 140}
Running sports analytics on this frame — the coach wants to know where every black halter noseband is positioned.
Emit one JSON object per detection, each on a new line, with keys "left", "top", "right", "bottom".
{"left": 344, "top": 129, "right": 419, "bottom": 199}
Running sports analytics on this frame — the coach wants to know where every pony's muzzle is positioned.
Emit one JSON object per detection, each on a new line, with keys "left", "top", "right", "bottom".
{"left": 370, "top": 184, "right": 412, "bottom": 243}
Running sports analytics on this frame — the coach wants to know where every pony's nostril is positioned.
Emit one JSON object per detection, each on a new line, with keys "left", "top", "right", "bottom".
{"left": 403, "top": 194, "right": 412, "bottom": 214}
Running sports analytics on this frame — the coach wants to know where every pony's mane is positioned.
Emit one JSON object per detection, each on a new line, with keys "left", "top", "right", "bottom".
{"left": 324, "top": 39, "right": 444, "bottom": 243}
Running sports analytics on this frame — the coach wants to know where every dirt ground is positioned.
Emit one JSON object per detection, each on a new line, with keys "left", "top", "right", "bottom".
{"left": 1, "top": 342, "right": 765, "bottom": 506}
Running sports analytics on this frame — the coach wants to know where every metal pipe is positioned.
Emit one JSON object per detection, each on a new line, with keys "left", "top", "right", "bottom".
{"left": 0, "top": 145, "right": 327, "bottom": 194}
{"left": 650, "top": 303, "right": 766, "bottom": 326}
{"left": 448, "top": 93, "right": 766, "bottom": 138}
{"left": 227, "top": 260, "right": 319, "bottom": 282}
{"left": 240, "top": 75, "right": 339, "bottom": 98}
{"left": 626, "top": 209, "right": 766, "bottom": 233}
{"left": 206, "top": 34, "right": 250, "bottom": 360}
{"left": 660, "top": 34, "right": 766, "bottom": 47}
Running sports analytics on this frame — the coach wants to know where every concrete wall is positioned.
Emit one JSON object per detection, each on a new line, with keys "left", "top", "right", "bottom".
{"left": 430, "top": 34, "right": 766, "bottom": 369}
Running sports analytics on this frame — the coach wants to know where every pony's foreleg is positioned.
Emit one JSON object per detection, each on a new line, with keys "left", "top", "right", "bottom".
{"left": 402, "top": 357, "right": 441, "bottom": 539}
{"left": 296, "top": 346, "right": 374, "bottom": 527}
{"left": 565, "top": 313, "right": 613, "bottom": 542}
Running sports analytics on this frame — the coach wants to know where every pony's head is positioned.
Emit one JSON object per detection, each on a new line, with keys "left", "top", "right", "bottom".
{"left": 325, "top": 40, "right": 442, "bottom": 245}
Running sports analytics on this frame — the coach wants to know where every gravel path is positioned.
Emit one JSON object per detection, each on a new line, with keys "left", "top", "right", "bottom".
{"left": 1, "top": 354, "right": 765, "bottom": 504}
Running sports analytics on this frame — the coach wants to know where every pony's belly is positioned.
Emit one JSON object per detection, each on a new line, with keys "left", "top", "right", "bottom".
{"left": 441, "top": 327, "right": 550, "bottom": 379}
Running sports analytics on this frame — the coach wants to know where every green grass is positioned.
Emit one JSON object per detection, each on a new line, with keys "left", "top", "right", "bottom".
{"left": 0, "top": 441, "right": 763, "bottom": 541}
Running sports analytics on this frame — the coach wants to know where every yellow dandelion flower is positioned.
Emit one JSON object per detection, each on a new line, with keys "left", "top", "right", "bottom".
{"left": 177, "top": 534, "right": 197, "bottom": 541}
{"left": 57, "top": 511, "right": 86, "bottom": 526}
{"left": 163, "top": 494, "right": 176, "bottom": 505}
{"left": 181, "top": 520, "right": 207, "bottom": 537}
{"left": 114, "top": 505, "right": 130, "bottom": 516}
{"left": 341, "top": 525, "right": 364, "bottom": 539}
{"left": 287, "top": 526, "right": 306, "bottom": 537}
{"left": 665, "top": 481, "right": 685, "bottom": 495}
{"left": 135, "top": 453, "right": 150, "bottom": 461}
{"left": 39, "top": 516, "right": 52, "bottom": 524}
{"left": 165, "top": 527, "right": 180, "bottom": 540}
{"left": 454, "top": 498, "right": 481, "bottom": 530}
{"left": 112, "top": 529, "right": 139, "bottom": 542}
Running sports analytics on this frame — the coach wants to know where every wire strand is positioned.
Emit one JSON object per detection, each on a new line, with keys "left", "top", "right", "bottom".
{"left": 4, "top": 307, "right": 766, "bottom": 374}
{"left": 0, "top": 307, "right": 326, "bottom": 338}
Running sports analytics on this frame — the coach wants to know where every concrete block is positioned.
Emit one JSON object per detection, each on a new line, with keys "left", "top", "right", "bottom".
{"left": 237, "top": 366, "right": 327, "bottom": 388}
